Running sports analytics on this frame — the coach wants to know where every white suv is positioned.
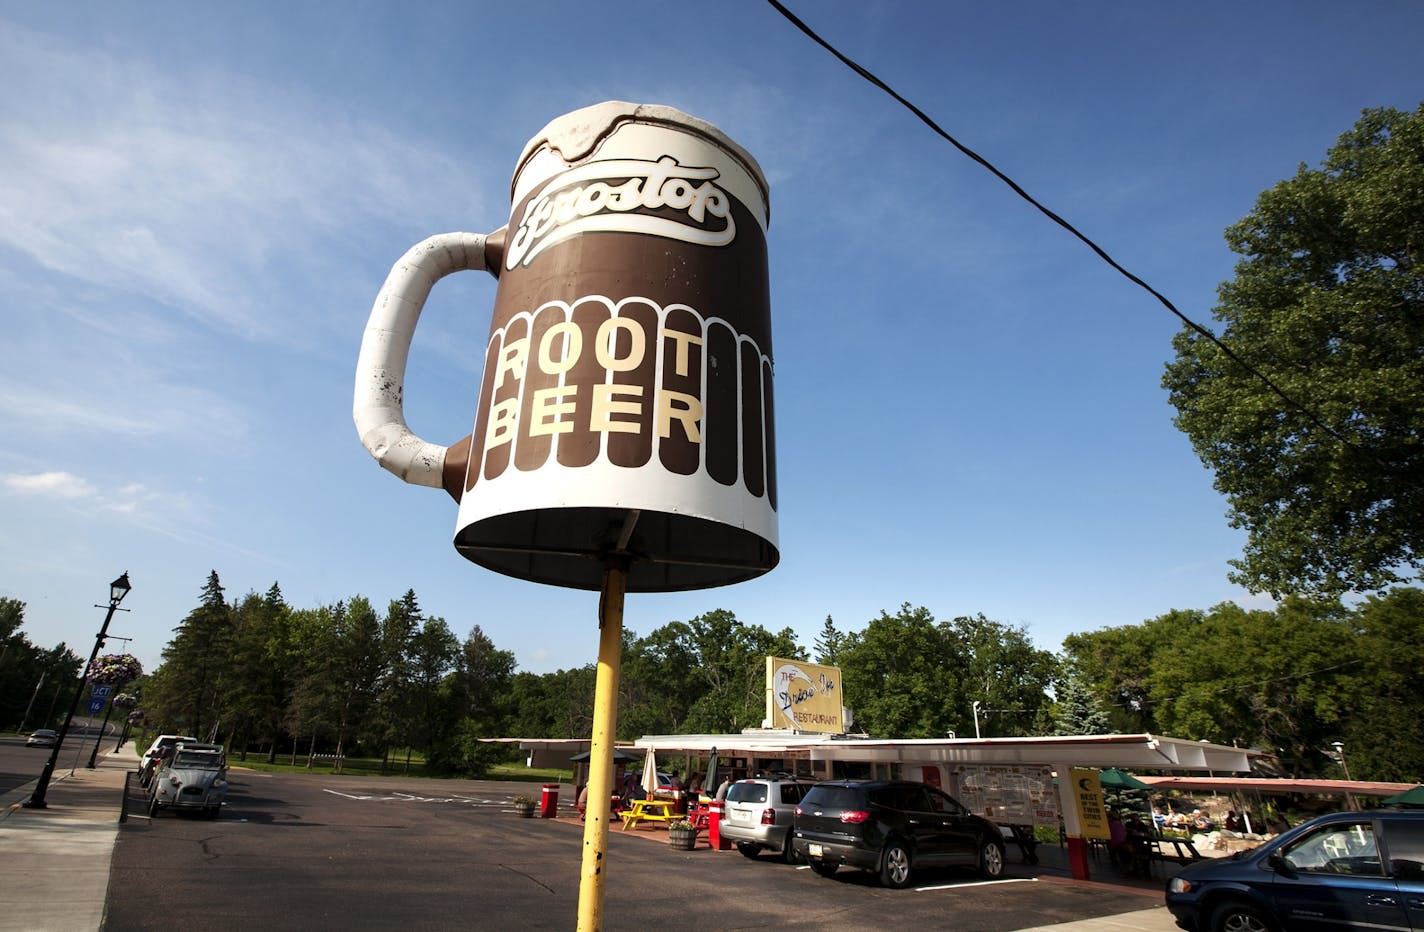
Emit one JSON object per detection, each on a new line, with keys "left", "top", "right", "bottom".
{"left": 138, "top": 734, "right": 196, "bottom": 787}
{"left": 720, "top": 776, "right": 812, "bottom": 862}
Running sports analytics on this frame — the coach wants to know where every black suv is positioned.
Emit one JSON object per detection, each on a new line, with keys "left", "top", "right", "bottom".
{"left": 792, "top": 780, "right": 1006, "bottom": 888}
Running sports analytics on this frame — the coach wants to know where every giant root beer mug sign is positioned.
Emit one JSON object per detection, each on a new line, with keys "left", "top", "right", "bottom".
{"left": 354, "top": 101, "right": 778, "bottom": 591}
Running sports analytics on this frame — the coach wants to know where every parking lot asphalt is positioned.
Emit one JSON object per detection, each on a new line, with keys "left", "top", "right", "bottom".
{"left": 0, "top": 747, "right": 1180, "bottom": 932}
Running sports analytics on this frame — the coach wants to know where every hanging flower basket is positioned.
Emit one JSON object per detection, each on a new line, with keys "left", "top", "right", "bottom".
{"left": 89, "top": 653, "right": 143, "bottom": 686}
{"left": 667, "top": 819, "right": 698, "bottom": 850}
{"left": 113, "top": 692, "right": 140, "bottom": 709}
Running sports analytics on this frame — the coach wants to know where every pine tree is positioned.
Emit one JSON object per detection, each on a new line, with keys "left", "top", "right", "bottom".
{"left": 813, "top": 615, "right": 842, "bottom": 666}
{"left": 1053, "top": 674, "right": 1112, "bottom": 736}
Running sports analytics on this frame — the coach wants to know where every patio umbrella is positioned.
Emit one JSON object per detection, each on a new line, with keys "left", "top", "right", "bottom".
{"left": 1100, "top": 768, "right": 1154, "bottom": 825}
{"left": 1381, "top": 785, "right": 1424, "bottom": 808}
{"left": 641, "top": 747, "right": 659, "bottom": 799}
{"left": 568, "top": 748, "right": 642, "bottom": 763}
{"left": 704, "top": 747, "right": 719, "bottom": 796}
{"left": 1099, "top": 768, "right": 1151, "bottom": 790}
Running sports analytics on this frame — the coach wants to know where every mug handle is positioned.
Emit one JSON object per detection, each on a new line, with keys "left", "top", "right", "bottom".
{"left": 353, "top": 231, "right": 499, "bottom": 490}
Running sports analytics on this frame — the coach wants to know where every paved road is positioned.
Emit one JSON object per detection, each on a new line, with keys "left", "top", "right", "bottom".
{"left": 0, "top": 730, "right": 113, "bottom": 796}
{"left": 107, "top": 769, "right": 1174, "bottom": 931}
{"left": 0, "top": 740, "right": 52, "bottom": 796}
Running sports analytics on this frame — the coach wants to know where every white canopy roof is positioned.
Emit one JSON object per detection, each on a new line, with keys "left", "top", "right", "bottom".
{"left": 630, "top": 731, "right": 1253, "bottom": 774}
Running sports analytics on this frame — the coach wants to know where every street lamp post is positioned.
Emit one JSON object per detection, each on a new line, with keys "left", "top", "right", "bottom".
{"left": 972, "top": 700, "right": 982, "bottom": 739}
{"left": 23, "top": 573, "right": 131, "bottom": 810}
{"left": 1331, "top": 741, "right": 1357, "bottom": 811}
{"left": 1331, "top": 741, "right": 1353, "bottom": 780}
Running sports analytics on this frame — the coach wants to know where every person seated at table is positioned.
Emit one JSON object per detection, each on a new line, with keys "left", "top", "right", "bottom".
{"left": 1190, "top": 810, "right": 1213, "bottom": 833}
{"left": 1106, "top": 810, "right": 1132, "bottom": 873}
{"left": 1123, "top": 815, "right": 1152, "bottom": 876}
{"left": 1152, "top": 806, "right": 1166, "bottom": 829}
{"left": 1224, "top": 810, "right": 1242, "bottom": 833}
{"left": 668, "top": 769, "right": 687, "bottom": 813}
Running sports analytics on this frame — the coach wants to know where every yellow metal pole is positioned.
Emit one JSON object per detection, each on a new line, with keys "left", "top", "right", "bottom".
{"left": 576, "top": 560, "right": 627, "bottom": 932}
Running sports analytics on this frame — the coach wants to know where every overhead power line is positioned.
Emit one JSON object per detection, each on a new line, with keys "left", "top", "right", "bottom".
{"left": 765, "top": 0, "right": 1376, "bottom": 466}
{"left": 1115, "top": 659, "right": 1365, "bottom": 711}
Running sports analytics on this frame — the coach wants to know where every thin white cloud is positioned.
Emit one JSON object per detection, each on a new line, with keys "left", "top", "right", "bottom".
{"left": 3, "top": 468, "right": 213, "bottom": 541}
{"left": 3, "top": 470, "right": 95, "bottom": 498}
{"left": 0, "top": 21, "right": 487, "bottom": 345}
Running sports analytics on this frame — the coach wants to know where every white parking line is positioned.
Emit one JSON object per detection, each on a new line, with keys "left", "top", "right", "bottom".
{"left": 915, "top": 878, "right": 1038, "bottom": 892}
{"left": 322, "top": 788, "right": 516, "bottom": 806}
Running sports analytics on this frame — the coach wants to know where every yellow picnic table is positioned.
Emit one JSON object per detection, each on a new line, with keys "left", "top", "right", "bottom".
{"left": 621, "top": 798, "right": 678, "bottom": 830}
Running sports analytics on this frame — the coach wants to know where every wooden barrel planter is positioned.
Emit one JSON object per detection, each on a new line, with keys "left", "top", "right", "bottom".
{"left": 667, "top": 824, "right": 698, "bottom": 850}
{"left": 514, "top": 799, "right": 536, "bottom": 818}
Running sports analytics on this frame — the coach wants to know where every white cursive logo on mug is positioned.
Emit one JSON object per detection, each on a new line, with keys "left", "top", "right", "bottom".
{"left": 506, "top": 156, "right": 736, "bottom": 269}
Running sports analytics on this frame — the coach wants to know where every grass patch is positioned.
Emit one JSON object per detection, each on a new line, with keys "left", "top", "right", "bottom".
{"left": 225, "top": 753, "right": 571, "bottom": 782}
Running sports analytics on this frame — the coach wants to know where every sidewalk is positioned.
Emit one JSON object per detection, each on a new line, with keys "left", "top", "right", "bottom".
{"left": 0, "top": 742, "right": 136, "bottom": 932}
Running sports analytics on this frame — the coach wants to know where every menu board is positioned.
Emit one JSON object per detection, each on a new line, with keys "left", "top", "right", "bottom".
{"left": 952, "top": 764, "right": 1060, "bottom": 827}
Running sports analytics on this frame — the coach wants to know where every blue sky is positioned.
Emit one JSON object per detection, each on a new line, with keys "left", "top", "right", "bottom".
{"left": 3, "top": 1, "right": 1421, "bottom": 679}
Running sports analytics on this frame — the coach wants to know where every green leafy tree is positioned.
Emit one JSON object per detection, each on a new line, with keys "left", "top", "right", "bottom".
{"left": 838, "top": 604, "right": 968, "bottom": 738}
{"left": 401, "top": 616, "right": 460, "bottom": 767}
{"left": 1163, "top": 103, "right": 1424, "bottom": 597}
{"left": 1339, "top": 587, "right": 1424, "bottom": 781}
{"left": 506, "top": 665, "right": 596, "bottom": 738}
{"left": 617, "top": 610, "right": 804, "bottom": 736}
{"left": 429, "top": 624, "right": 515, "bottom": 775}
{"left": 949, "top": 613, "right": 1056, "bottom": 737}
{"left": 620, "top": 624, "right": 698, "bottom": 737}
{"left": 0, "top": 597, "right": 82, "bottom": 730}
{"left": 1062, "top": 612, "right": 1195, "bottom": 734}
{"left": 283, "top": 604, "right": 338, "bottom": 758}
{"left": 1147, "top": 599, "right": 1360, "bottom": 774}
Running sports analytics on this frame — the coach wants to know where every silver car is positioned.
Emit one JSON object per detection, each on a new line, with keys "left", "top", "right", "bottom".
{"left": 720, "top": 776, "right": 811, "bottom": 862}
{"left": 148, "top": 744, "right": 229, "bottom": 818}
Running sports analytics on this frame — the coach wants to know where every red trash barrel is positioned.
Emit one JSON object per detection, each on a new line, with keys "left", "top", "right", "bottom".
{"left": 540, "top": 783, "right": 559, "bottom": 818}
{"left": 707, "top": 799, "right": 732, "bottom": 850}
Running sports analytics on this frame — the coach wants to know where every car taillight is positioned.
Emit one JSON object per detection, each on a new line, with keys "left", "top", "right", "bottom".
{"left": 795, "top": 806, "right": 804, "bottom": 817}
{"left": 840, "top": 810, "right": 870, "bottom": 823}
{"left": 761, "top": 808, "right": 776, "bottom": 825}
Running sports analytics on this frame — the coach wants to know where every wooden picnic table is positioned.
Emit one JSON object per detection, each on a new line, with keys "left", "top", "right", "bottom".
{"left": 1151, "top": 836, "right": 1203, "bottom": 864}
{"left": 621, "top": 798, "right": 678, "bottom": 830}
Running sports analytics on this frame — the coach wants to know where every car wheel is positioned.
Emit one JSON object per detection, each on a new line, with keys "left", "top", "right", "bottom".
{"left": 979, "top": 840, "right": 1006, "bottom": 878}
{"left": 1210, "top": 901, "right": 1276, "bottom": 932}
{"left": 781, "top": 837, "right": 802, "bottom": 864}
{"left": 737, "top": 843, "right": 760, "bottom": 860}
{"left": 809, "top": 860, "right": 838, "bottom": 878}
{"left": 879, "top": 841, "right": 913, "bottom": 888}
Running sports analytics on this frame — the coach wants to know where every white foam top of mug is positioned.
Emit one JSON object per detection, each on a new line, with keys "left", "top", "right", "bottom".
{"left": 511, "top": 100, "right": 769, "bottom": 220}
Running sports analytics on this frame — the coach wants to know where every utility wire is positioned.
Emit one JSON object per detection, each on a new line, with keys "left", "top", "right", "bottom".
{"left": 1114, "top": 659, "right": 1365, "bottom": 711}
{"left": 765, "top": 0, "right": 1374, "bottom": 465}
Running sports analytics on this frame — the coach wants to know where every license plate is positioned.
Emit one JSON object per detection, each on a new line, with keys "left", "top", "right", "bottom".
{"left": 730, "top": 810, "right": 748, "bottom": 822}
{"left": 808, "top": 843, "right": 823, "bottom": 857}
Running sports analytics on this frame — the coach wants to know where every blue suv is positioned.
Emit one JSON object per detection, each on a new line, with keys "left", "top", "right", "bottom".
{"left": 1165, "top": 809, "right": 1424, "bottom": 932}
